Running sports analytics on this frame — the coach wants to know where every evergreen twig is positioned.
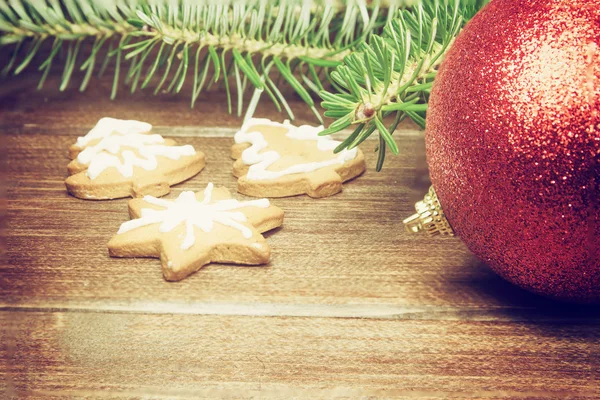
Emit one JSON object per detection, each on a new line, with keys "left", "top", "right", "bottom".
{"left": 319, "top": 0, "right": 487, "bottom": 169}
{"left": 0, "top": 0, "right": 490, "bottom": 169}
{"left": 0, "top": 0, "right": 400, "bottom": 123}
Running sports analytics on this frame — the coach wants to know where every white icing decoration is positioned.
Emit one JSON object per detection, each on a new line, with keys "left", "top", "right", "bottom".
{"left": 74, "top": 118, "right": 196, "bottom": 180}
{"left": 76, "top": 117, "right": 152, "bottom": 147}
{"left": 117, "top": 183, "right": 270, "bottom": 250}
{"left": 234, "top": 118, "right": 358, "bottom": 181}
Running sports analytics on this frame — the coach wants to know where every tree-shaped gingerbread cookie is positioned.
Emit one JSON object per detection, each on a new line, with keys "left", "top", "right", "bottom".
{"left": 232, "top": 118, "right": 366, "bottom": 198}
{"left": 108, "top": 183, "right": 284, "bottom": 281}
{"left": 66, "top": 117, "right": 205, "bottom": 200}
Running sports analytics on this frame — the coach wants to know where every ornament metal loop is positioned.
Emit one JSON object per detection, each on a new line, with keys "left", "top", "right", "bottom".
{"left": 403, "top": 186, "right": 454, "bottom": 236}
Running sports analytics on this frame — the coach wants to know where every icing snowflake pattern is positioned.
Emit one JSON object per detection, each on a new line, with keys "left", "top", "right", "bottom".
{"left": 75, "top": 117, "right": 196, "bottom": 180}
{"left": 117, "top": 183, "right": 270, "bottom": 250}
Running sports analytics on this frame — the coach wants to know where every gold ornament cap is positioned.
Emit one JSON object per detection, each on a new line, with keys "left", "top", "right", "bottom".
{"left": 403, "top": 186, "right": 454, "bottom": 236}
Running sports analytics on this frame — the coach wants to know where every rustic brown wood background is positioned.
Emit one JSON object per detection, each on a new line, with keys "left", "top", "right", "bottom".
{"left": 1, "top": 73, "right": 599, "bottom": 399}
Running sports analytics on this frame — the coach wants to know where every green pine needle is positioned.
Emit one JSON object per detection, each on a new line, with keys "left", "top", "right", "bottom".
{"left": 0, "top": 0, "right": 397, "bottom": 123}
{"left": 319, "top": 0, "right": 488, "bottom": 166}
{"left": 0, "top": 0, "right": 489, "bottom": 169}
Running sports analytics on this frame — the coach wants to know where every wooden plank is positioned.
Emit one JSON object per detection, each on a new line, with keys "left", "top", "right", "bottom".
{"left": 2, "top": 311, "right": 599, "bottom": 398}
{"left": 2, "top": 57, "right": 600, "bottom": 399}
{"left": 4, "top": 130, "right": 585, "bottom": 315}
{"left": 2, "top": 74, "right": 600, "bottom": 315}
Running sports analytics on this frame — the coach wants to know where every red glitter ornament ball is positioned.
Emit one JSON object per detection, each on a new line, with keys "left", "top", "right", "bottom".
{"left": 426, "top": 0, "right": 599, "bottom": 302}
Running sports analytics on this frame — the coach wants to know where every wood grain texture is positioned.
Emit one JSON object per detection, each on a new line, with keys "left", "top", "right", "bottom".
{"left": 2, "top": 311, "right": 600, "bottom": 399}
{"left": 2, "top": 74, "right": 600, "bottom": 398}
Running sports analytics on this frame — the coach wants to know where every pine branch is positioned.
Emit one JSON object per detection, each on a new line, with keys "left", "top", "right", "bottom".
{"left": 1, "top": 0, "right": 491, "bottom": 171}
{"left": 318, "top": 0, "right": 488, "bottom": 170}
{"left": 0, "top": 0, "right": 403, "bottom": 122}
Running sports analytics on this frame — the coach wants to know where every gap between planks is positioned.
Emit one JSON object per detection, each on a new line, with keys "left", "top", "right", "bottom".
{"left": 1, "top": 301, "right": 599, "bottom": 323}
{"left": 6, "top": 386, "right": 599, "bottom": 399}
{"left": 3, "top": 121, "right": 424, "bottom": 139}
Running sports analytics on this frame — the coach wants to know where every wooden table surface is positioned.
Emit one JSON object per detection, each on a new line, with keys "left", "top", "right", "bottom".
{"left": 2, "top": 74, "right": 600, "bottom": 399}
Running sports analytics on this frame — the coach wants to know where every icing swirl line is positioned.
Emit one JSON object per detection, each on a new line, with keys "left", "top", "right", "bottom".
{"left": 74, "top": 118, "right": 196, "bottom": 180}
{"left": 76, "top": 117, "right": 152, "bottom": 147}
{"left": 234, "top": 118, "right": 358, "bottom": 181}
{"left": 117, "top": 183, "right": 270, "bottom": 250}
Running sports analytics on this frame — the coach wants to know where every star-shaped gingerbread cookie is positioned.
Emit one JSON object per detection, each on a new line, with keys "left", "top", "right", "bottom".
{"left": 66, "top": 117, "right": 205, "bottom": 200}
{"left": 108, "top": 183, "right": 284, "bottom": 281}
{"left": 231, "top": 118, "right": 366, "bottom": 198}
